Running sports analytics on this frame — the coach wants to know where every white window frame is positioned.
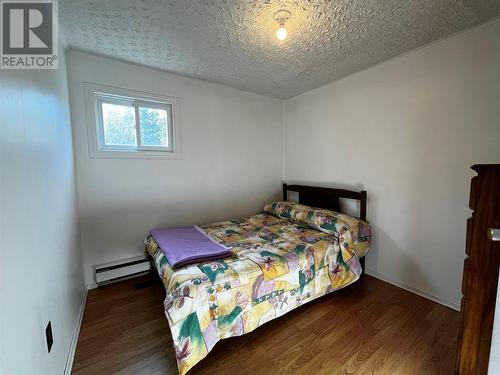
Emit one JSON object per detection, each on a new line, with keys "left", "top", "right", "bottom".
{"left": 83, "top": 82, "right": 181, "bottom": 159}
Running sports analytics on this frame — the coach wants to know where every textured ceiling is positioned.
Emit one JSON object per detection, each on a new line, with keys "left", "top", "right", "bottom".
{"left": 59, "top": 0, "right": 500, "bottom": 99}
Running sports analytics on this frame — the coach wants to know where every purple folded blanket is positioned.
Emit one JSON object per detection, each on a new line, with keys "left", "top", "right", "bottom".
{"left": 149, "top": 226, "right": 231, "bottom": 268}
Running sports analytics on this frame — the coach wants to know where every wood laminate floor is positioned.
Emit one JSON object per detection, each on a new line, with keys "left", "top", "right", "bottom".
{"left": 72, "top": 274, "right": 460, "bottom": 374}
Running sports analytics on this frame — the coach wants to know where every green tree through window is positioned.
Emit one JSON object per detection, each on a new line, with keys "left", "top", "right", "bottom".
{"left": 101, "top": 103, "right": 169, "bottom": 148}
{"left": 102, "top": 102, "right": 136, "bottom": 146}
{"left": 139, "top": 107, "right": 168, "bottom": 147}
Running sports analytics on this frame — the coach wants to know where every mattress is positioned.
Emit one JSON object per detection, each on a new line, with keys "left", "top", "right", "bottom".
{"left": 145, "top": 212, "right": 367, "bottom": 374}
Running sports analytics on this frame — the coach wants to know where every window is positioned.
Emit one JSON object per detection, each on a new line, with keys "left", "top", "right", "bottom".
{"left": 84, "top": 83, "right": 180, "bottom": 159}
{"left": 97, "top": 97, "right": 172, "bottom": 151}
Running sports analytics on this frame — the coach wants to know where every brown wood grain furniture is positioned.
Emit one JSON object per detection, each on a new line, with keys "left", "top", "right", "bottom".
{"left": 282, "top": 183, "right": 368, "bottom": 273}
{"left": 456, "top": 164, "right": 500, "bottom": 374}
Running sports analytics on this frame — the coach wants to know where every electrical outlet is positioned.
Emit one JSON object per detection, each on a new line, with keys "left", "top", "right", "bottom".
{"left": 45, "top": 321, "right": 53, "bottom": 353}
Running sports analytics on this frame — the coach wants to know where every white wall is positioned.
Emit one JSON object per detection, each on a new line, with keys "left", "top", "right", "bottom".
{"left": 0, "top": 48, "right": 84, "bottom": 373}
{"left": 66, "top": 51, "right": 283, "bottom": 286}
{"left": 489, "top": 271, "right": 500, "bottom": 374}
{"left": 283, "top": 20, "right": 500, "bottom": 309}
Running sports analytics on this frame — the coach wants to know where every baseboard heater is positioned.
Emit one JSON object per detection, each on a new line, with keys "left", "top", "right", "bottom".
{"left": 95, "top": 256, "right": 152, "bottom": 285}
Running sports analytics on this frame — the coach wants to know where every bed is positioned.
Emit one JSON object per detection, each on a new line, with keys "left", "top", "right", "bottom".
{"left": 144, "top": 183, "right": 371, "bottom": 374}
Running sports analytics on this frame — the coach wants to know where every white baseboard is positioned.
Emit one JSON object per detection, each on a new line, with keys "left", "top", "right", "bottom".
{"left": 365, "top": 268, "right": 460, "bottom": 311}
{"left": 63, "top": 288, "right": 88, "bottom": 375}
{"left": 86, "top": 283, "right": 98, "bottom": 290}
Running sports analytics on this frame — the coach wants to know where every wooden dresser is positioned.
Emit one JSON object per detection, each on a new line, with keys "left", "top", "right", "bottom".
{"left": 456, "top": 164, "right": 500, "bottom": 374}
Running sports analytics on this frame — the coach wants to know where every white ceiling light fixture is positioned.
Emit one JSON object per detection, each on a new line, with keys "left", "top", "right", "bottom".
{"left": 273, "top": 9, "right": 291, "bottom": 41}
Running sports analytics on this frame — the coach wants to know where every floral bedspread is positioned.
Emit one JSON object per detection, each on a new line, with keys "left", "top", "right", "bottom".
{"left": 145, "top": 211, "right": 370, "bottom": 374}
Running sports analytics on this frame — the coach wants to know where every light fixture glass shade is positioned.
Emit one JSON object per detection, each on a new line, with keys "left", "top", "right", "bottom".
{"left": 276, "top": 26, "right": 287, "bottom": 40}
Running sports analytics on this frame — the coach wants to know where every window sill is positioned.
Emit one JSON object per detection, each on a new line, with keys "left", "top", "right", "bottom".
{"left": 89, "top": 148, "right": 181, "bottom": 160}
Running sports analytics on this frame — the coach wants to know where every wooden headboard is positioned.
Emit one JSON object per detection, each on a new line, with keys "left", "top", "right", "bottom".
{"left": 282, "top": 183, "right": 367, "bottom": 221}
